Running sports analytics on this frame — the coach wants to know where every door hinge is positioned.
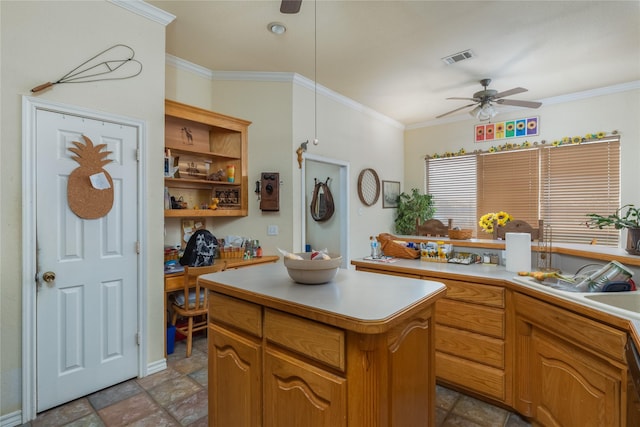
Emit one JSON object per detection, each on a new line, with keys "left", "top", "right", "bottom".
{"left": 136, "top": 332, "right": 140, "bottom": 346}
{"left": 136, "top": 148, "right": 140, "bottom": 162}
{"left": 136, "top": 241, "right": 140, "bottom": 254}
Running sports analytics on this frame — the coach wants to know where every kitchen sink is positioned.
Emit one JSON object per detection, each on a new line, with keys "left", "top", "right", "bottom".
{"left": 513, "top": 275, "right": 640, "bottom": 320}
{"left": 583, "top": 293, "right": 640, "bottom": 314}
{"left": 512, "top": 276, "right": 581, "bottom": 293}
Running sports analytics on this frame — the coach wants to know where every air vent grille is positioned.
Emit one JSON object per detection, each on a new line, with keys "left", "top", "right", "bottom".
{"left": 442, "top": 49, "right": 475, "bottom": 65}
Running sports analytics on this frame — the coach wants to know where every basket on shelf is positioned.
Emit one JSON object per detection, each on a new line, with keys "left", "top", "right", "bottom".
{"left": 448, "top": 229, "right": 473, "bottom": 240}
{"left": 377, "top": 233, "right": 420, "bottom": 259}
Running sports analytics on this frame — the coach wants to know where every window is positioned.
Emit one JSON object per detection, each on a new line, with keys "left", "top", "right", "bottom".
{"left": 478, "top": 149, "right": 539, "bottom": 231}
{"left": 426, "top": 155, "right": 476, "bottom": 231}
{"left": 540, "top": 140, "right": 620, "bottom": 245}
{"left": 425, "top": 138, "right": 621, "bottom": 245}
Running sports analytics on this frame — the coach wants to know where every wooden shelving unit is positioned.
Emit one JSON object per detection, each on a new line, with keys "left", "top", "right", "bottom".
{"left": 164, "top": 100, "right": 250, "bottom": 218}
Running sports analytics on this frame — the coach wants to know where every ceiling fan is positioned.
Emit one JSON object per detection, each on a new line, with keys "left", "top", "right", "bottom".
{"left": 280, "top": 0, "right": 302, "bottom": 14}
{"left": 436, "top": 78, "right": 542, "bottom": 120}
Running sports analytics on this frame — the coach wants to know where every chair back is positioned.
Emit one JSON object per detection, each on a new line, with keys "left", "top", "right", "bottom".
{"left": 182, "top": 263, "right": 226, "bottom": 311}
{"left": 417, "top": 218, "right": 453, "bottom": 237}
{"left": 493, "top": 219, "right": 544, "bottom": 241}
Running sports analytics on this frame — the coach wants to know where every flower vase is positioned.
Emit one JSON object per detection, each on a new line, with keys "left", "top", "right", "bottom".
{"left": 626, "top": 228, "right": 640, "bottom": 256}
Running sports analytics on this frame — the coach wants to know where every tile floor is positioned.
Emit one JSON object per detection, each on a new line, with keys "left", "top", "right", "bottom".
{"left": 25, "top": 334, "right": 531, "bottom": 427}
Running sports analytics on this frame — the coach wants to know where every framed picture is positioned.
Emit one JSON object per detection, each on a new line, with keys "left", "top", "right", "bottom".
{"left": 214, "top": 187, "right": 241, "bottom": 209}
{"left": 382, "top": 180, "right": 400, "bottom": 208}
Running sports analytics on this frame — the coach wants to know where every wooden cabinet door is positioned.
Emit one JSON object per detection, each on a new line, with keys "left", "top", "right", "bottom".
{"left": 531, "top": 329, "right": 623, "bottom": 427}
{"left": 209, "top": 324, "right": 262, "bottom": 427}
{"left": 264, "top": 347, "right": 346, "bottom": 427}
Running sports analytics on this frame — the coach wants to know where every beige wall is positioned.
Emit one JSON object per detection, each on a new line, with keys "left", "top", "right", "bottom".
{"left": 164, "top": 63, "right": 406, "bottom": 259}
{"left": 404, "top": 89, "right": 640, "bottom": 225}
{"left": 0, "top": 0, "right": 168, "bottom": 418}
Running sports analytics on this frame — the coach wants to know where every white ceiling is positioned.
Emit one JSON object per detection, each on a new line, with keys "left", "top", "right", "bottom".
{"left": 148, "top": 0, "right": 640, "bottom": 126}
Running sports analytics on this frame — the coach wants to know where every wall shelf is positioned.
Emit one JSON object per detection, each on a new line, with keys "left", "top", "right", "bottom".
{"left": 164, "top": 100, "right": 250, "bottom": 217}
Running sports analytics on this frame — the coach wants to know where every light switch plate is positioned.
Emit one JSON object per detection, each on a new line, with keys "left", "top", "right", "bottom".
{"left": 267, "top": 225, "right": 278, "bottom": 236}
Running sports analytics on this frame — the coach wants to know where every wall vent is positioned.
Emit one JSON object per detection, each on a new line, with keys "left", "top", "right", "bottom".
{"left": 442, "top": 49, "right": 475, "bottom": 65}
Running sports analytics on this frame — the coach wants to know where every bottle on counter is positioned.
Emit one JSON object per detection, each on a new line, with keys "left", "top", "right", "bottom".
{"left": 370, "top": 235, "right": 381, "bottom": 259}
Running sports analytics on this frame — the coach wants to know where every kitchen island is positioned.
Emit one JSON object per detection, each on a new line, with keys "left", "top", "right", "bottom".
{"left": 198, "top": 262, "right": 446, "bottom": 427}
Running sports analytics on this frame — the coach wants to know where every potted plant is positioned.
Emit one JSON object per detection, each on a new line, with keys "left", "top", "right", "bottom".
{"left": 394, "top": 188, "right": 435, "bottom": 235}
{"left": 586, "top": 204, "right": 640, "bottom": 255}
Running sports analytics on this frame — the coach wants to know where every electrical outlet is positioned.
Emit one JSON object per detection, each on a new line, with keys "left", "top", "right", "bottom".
{"left": 267, "top": 225, "right": 278, "bottom": 236}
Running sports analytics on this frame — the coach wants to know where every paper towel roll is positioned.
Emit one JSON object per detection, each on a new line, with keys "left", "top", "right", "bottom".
{"left": 505, "top": 232, "right": 531, "bottom": 273}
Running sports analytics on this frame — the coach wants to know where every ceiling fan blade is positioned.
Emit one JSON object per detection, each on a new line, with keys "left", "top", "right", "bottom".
{"left": 496, "top": 98, "right": 542, "bottom": 108}
{"left": 446, "top": 97, "right": 479, "bottom": 101}
{"left": 436, "top": 103, "right": 477, "bottom": 119}
{"left": 493, "top": 87, "right": 527, "bottom": 99}
{"left": 280, "top": 0, "right": 302, "bottom": 14}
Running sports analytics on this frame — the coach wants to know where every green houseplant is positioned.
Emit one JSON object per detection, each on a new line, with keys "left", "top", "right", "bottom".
{"left": 586, "top": 204, "right": 640, "bottom": 255}
{"left": 394, "top": 188, "right": 435, "bottom": 235}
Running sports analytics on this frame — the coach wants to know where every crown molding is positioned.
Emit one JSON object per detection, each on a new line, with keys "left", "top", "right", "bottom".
{"left": 539, "top": 80, "right": 640, "bottom": 106}
{"left": 166, "top": 54, "right": 213, "bottom": 79}
{"left": 407, "top": 80, "right": 640, "bottom": 130}
{"left": 166, "top": 55, "right": 404, "bottom": 130}
{"left": 108, "top": 0, "right": 176, "bottom": 25}
{"left": 166, "top": 54, "right": 638, "bottom": 132}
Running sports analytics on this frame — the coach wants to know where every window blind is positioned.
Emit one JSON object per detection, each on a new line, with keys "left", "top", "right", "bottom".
{"left": 425, "top": 137, "right": 621, "bottom": 246}
{"left": 477, "top": 149, "right": 540, "bottom": 236}
{"left": 540, "top": 139, "right": 620, "bottom": 245}
{"left": 426, "top": 155, "right": 477, "bottom": 233}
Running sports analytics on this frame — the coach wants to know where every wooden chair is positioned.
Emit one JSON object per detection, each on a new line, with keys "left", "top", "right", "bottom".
{"left": 170, "top": 263, "right": 225, "bottom": 357}
{"left": 416, "top": 218, "right": 452, "bottom": 237}
{"left": 493, "top": 219, "right": 544, "bottom": 241}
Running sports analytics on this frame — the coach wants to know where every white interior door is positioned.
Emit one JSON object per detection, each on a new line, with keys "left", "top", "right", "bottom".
{"left": 35, "top": 109, "right": 140, "bottom": 411}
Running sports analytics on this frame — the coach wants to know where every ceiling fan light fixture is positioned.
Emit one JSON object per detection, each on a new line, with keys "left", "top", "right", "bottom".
{"left": 268, "top": 22, "right": 287, "bottom": 35}
{"left": 471, "top": 104, "right": 497, "bottom": 121}
{"left": 479, "top": 104, "right": 497, "bottom": 121}
{"left": 469, "top": 105, "right": 482, "bottom": 118}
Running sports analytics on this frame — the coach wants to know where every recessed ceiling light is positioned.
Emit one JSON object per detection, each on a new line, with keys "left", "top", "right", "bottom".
{"left": 268, "top": 22, "right": 286, "bottom": 35}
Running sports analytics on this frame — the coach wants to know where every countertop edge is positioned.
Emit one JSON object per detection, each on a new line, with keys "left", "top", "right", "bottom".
{"left": 199, "top": 270, "right": 447, "bottom": 334}
{"left": 352, "top": 258, "right": 640, "bottom": 350}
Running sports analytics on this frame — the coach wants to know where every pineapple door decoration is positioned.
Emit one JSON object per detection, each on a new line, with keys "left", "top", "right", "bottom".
{"left": 67, "top": 135, "right": 114, "bottom": 219}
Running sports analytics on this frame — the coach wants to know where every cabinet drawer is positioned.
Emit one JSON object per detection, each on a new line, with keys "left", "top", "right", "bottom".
{"left": 441, "top": 279, "right": 505, "bottom": 308}
{"left": 436, "top": 351, "right": 506, "bottom": 402}
{"left": 165, "top": 275, "right": 183, "bottom": 292}
{"left": 265, "top": 309, "right": 345, "bottom": 371}
{"left": 436, "top": 324, "right": 505, "bottom": 369}
{"left": 209, "top": 292, "right": 262, "bottom": 337}
{"left": 436, "top": 299, "right": 505, "bottom": 339}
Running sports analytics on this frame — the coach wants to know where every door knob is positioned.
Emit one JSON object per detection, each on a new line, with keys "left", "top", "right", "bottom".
{"left": 42, "top": 271, "right": 56, "bottom": 283}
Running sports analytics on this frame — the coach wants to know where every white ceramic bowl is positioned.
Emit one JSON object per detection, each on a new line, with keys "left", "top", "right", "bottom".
{"left": 283, "top": 253, "right": 342, "bottom": 284}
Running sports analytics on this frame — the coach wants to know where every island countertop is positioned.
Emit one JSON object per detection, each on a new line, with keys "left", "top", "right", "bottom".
{"left": 198, "top": 261, "right": 447, "bottom": 334}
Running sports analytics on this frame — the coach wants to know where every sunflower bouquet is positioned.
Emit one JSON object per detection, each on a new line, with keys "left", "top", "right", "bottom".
{"left": 479, "top": 211, "right": 512, "bottom": 233}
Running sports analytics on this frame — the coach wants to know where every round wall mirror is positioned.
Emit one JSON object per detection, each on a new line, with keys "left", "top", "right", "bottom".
{"left": 357, "top": 168, "right": 380, "bottom": 206}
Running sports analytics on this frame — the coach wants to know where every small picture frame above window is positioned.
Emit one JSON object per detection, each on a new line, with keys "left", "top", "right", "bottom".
{"left": 382, "top": 181, "right": 400, "bottom": 208}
